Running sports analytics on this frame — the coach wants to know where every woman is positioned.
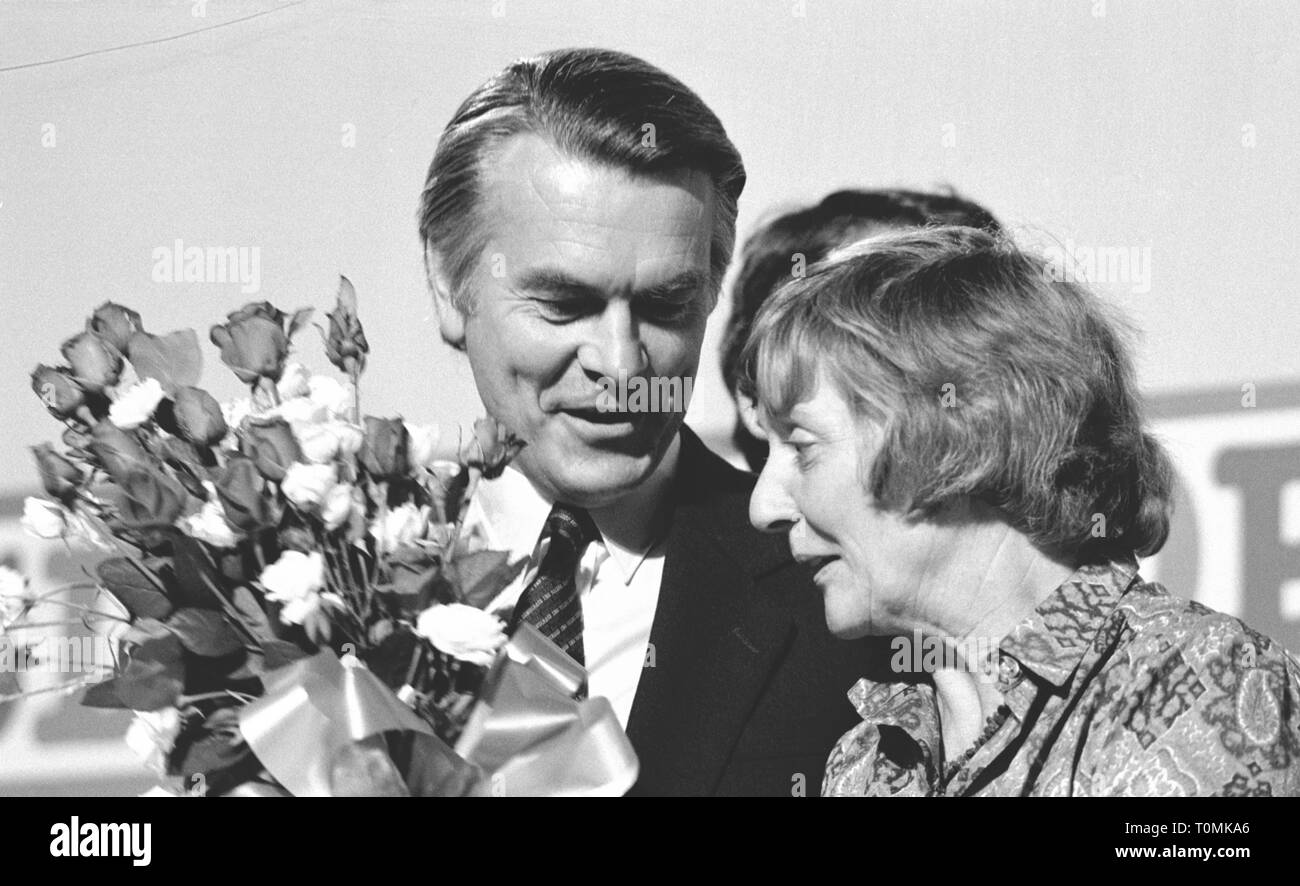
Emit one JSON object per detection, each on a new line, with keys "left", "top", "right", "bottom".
{"left": 742, "top": 227, "right": 1300, "bottom": 796}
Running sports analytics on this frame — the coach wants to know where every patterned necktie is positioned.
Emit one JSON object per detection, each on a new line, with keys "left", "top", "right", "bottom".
{"left": 507, "top": 503, "right": 599, "bottom": 665}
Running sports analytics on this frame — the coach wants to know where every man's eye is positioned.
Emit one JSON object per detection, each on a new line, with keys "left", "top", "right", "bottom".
{"left": 639, "top": 297, "right": 695, "bottom": 323}
{"left": 535, "top": 299, "right": 590, "bottom": 322}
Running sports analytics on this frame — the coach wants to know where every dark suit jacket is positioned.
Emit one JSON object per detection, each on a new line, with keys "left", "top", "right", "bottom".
{"left": 624, "top": 426, "right": 894, "bottom": 796}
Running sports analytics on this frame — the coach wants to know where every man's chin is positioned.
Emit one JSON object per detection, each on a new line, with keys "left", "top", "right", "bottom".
{"left": 518, "top": 433, "right": 675, "bottom": 507}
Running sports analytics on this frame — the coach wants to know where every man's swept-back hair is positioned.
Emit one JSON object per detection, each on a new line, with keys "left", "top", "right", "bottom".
{"left": 741, "top": 226, "right": 1174, "bottom": 562}
{"left": 418, "top": 47, "right": 746, "bottom": 310}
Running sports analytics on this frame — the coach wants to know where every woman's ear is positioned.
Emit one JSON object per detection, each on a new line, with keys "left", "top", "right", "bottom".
{"left": 737, "top": 392, "right": 766, "bottom": 442}
{"left": 425, "top": 246, "right": 466, "bottom": 350}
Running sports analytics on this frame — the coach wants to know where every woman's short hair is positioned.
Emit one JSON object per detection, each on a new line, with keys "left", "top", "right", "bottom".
{"left": 741, "top": 226, "right": 1173, "bottom": 561}
{"left": 418, "top": 47, "right": 746, "bottom": 311}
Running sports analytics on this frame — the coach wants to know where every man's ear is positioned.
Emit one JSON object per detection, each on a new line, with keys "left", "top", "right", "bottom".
{"left": 425, "top": 246, "right": 466, "bottom": 350}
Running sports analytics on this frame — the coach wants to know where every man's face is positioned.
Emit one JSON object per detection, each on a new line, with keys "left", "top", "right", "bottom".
{"left": 451, "top": 133, "right": 715, "bottom": 507}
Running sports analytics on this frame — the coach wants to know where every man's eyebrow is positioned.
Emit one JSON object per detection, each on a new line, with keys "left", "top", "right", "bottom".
{"left": 639, "top": 270, "right": 708, "bottom": 299}
{"left": 513, "top": 267, "right": 709, "bottom": 300}
{"left": 514, "top": 268, "right": 604, "bottom": 299}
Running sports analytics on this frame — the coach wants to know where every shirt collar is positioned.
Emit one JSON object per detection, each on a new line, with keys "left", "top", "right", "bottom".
{"left": 997, "top": 558, "right": 1141, "bottom": 693}
{"left": 468, "top": 432, "right": 682, "bottom": 586}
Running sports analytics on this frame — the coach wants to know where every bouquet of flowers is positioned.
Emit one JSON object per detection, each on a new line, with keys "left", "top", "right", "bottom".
{"left": 2, "top": 279, "right": 637, "bottom": 796}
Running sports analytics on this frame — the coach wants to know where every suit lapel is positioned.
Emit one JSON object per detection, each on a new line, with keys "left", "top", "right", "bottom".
{"left": 625, "top": 427, "right": 796, "bottom": 795}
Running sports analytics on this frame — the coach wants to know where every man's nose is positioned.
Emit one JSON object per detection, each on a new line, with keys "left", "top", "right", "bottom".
{"left": 579, "top": 299, "right": 649, "bottom": 380}
{"left": 749, "top": 456, "right": 800, "bottom": 534}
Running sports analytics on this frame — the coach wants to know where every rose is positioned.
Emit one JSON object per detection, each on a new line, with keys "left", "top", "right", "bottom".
{"left": 415, "top": 603, "right": 508, "bottom": 667}
{"left": 281, "top": 462, "right": 338, "bottom": 510}
{"left": 464, "top": 416, "right": 521, "bottom": 477}
{"left": 427, "top": 460, "right": 469, "bottom": 524}
{"left": 171, "top": 386, "right": 227, "bottom": 446}
{"left": 308, "top": 375, "right": 354, "bottom": 418}
{"left": 108, "top": 377, "right": 166, "bottom": 430}
{"left": 370, "top": 503, "right": 429, "bottom": 556}
{"left": 360, "top": 416, "right": 410, "bottom": 479}
{"left": 87, "top": 302, "right": 144, "bottom": 353}
{"left": 276, "top": 361, "right": 311, "bottom": 400}
{"left": 21, "top": 497, "right": 65, "bottom": 538}
{"left": 214, "top": 456, "right": 272, "bottom": 531}
{"left": 31, "top": 443, "right": 81, "bottom": 502}
{"left": 118, "top": 467, "right": 187, "bottom": 527}
{"left": 61, "top": 331, "right": 123, "bottom": 392}
{"left": 210, "top": 306, "right": 289, "bottom": 384}
{"left": 320, "top": 482, "right": 355, "bottom": 531}
{"left": 88, "top": 420, "right": 150, "bottom": 485}
{"left": 240, "top": 418, "right": 302, "bottom": 482}
{"left": 258, "top": 550, "right": 338, "bottom": 626}
{"left": 325, "top": 275, "right": 369, "bottom": 378}
{"left": 30, "top": 364, "right": 85, "bottom": 419}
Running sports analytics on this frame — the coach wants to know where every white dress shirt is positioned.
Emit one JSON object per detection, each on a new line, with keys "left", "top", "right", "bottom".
{"left": 460, "top": 434, "right": 681, "bottom": 728}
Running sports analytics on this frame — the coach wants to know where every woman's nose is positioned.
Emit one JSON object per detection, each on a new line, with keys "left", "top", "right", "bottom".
{"left": 578, "top": 299, "right": 649, "bottom": 381}
{"left": 749, "top": 456, "right": 800, "bottom": 534}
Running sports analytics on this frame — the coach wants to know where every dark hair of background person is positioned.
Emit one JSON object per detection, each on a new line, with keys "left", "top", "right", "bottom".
{"left": 721, "top": 188, "right": 1000, "bottom": 471}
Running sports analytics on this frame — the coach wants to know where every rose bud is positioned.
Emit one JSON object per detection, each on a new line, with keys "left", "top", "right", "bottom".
{"left": 87, "top": 302, "right": 143, "bottom": 353}
{"left": 31, "top": 443, "right": 82, "bottom": 503}
{"left": 60, "top": 332, "right": 124, "bottom": 393}
{"left": 172, "top": 386, "right": 228, "bottom": 446}
{"left": 359, "top": 416, "right": 410, "bottom": 479}
{"left": 465, "top": 416, "right": 524, "bottom": 479}
{"left": 214, "top": 456, "right": 272, "bottom": 531}
{"left": 325, "top": 275, "right": 369, "bottom": 378}
{"left": 61, "top": 426, "right": 93, "bottom": 456}
{"left": 89, "top": 420, "right": 150, "bottom": 485}
{"left": 30, "top": 364, "right": 85, "bottom": 419}
{"left": 118, "top": 467, "right": 186, "bottom": 527}
{"left": 277, "top": 525, "right": 315, "bottom": 553}
{"left": 227, "top": 301, "right": 286, "bottom": 327}
{"left": 210, "top": 314, "right": 288, "bottom": 384}
{"left": 240, "top": 417, "right": 302, "bottom": 482}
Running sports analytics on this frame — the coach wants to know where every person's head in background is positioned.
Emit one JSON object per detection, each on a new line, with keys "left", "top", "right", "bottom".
{"left": 721, "top": 188, "right": 1001, "bottom": 472}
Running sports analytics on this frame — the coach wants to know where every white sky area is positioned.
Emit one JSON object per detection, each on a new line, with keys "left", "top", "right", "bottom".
{"left": 1, "top": 0, "right": 1297, "bottom": 492}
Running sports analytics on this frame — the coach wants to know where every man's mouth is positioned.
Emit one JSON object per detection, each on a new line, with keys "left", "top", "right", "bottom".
{"left": 798, "top": 554, "right": 842, "bottom": 581}
{"left": 563, "top": 406, "right": 638, "bottom": 425}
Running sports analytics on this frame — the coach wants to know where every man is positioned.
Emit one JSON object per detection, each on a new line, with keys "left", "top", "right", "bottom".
{"left": 419, "top": 47, "right": 886, "bottom": 795}
{"left": 719, "top": 188, "right": 1001, "bottom": 472}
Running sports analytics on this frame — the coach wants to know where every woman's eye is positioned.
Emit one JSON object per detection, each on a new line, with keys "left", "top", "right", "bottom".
{"left": 790, "top": 440, "right": 816, "bottom": 468}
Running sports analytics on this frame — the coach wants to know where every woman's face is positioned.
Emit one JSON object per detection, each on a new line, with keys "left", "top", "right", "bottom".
{"left": 749, "top": 374, "right": 954, "bottom": 639}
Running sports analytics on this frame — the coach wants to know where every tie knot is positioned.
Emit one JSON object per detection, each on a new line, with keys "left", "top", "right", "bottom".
{"left": 545, "top": 503, "right": 599, "bottom": 553}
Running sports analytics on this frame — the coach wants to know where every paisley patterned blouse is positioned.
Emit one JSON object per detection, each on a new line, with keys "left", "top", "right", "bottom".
{"left": 822, "top": 560, "right": 1300, "bottom": 796}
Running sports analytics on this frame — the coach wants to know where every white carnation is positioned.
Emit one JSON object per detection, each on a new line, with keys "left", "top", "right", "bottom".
{"left": 0, "top": 565, "right": 34, "bottom": 627}
{"left": 125, "top": 707, "right": 182, "bottom": 775}
{"left": 277, "top": 361, "right": 312, "bottom": 400}
{"left": 415, "top": 603, "right": 508, "bottom": 667}
{"left": 21, "top": 497, "right": 65, "bottom": 539}
{"left": 109, "top": 377, "right": 166, "bottom": 430}
{"left": 370, "top": 503, "right": 429, "bottom": 555}
{"left": 321, "top": 482, "right": 355, "bottom": 531}
{"left": 308, "top": 376, "right": 354, "bottom": 418}
{"left": 258, "top": 550, "right": 327, "bottom": 625}
{"left": 181, "top": 488, "right": 238, "bottom": 548}
{"left": 281, "top": 462, "right": 338, "bottom": 509}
